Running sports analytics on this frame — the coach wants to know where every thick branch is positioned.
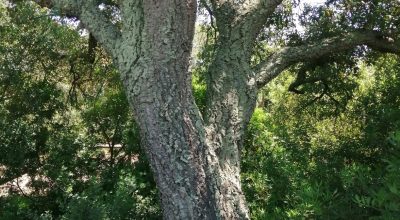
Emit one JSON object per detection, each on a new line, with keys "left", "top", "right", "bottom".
{"left": 210, "top": 0, "right": 282, "bottom": 28}
{"left": 206, "top": 0, "right": 284, "bottom": 70}
{"left": 48, "top": 0, "right": 121, "bottom": 56}
{"left": 255, "top": 30, "right": 400, "bottom": 88}
{"left": 79, "top": 1, "right": 121, "bottom": 56}
{"left": 241, "top": 0, "right": 284, "bottom": 34}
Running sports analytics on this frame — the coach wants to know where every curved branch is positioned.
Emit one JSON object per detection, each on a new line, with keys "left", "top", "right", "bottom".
{"left": 240, "top": 0, "right": 284, "bottom": 34}
{"left": 79, "top": 1, "right": 121, "bottom": 56}
{"left": 215, "top": 0, "right": 283, "bottom": 48}
{"left": 45, "top": 0, "right": 121, "bottom": 57}
{"left": 254, "top": 30, "right": 400, "bottom": 88}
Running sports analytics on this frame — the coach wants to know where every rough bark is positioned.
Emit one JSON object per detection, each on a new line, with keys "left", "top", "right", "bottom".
{"left": 203, "top": 49, "right": 256, "bottom": 219}
{"left": 116, "top": 1, "right": 215, "bottom": 219}
{"left": 41, "top": 0, "right": 400, "bottom": 219}
{"left": 201, "top": 9, "right": 259, "bottom": 220}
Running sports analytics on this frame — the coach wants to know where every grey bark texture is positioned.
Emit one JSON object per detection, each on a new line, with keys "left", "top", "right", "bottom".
{"left": 43, "top": 0, "right": 400, "bottom": 219}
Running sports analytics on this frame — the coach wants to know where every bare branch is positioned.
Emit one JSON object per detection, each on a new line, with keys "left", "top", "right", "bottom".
{"left": 254, "top": 30, "right": 400, "bottom": 89}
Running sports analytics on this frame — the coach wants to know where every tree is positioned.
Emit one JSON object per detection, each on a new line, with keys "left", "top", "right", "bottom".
{"left": 26, "top": 0, "right": 400, "bottom": 219}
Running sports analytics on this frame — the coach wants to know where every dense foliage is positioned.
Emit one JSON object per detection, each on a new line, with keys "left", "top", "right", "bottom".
{"left": 242, "top": 55, "right": 400, "bottom": 219}
{"left": 0, "top": 2, "right": 160, "bottom": 219}
{"left": 0, "top": 1, "right": 399, "bottom": 219}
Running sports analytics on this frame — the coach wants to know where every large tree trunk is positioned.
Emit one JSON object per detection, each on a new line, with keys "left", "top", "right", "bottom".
{"left": 115, "top": 1, "right": 255, "bottom": 219}
{"left": 202, "top": 36, "right": 258, "bottom": 219}
{"left": 114, "top": 0, "right": 253, "bottom": 219}
{"left": 116, "top": 1, "right": 212, "bottom": 219}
